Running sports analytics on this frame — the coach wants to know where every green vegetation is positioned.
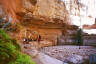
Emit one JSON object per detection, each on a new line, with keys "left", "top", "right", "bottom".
{"left": 0, "top": 29, "right": 35, "bottom": 64}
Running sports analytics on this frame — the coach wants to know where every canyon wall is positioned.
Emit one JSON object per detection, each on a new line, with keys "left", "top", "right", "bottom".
{"left": 0, "top": 0, "right": 70, "bottom": 24}
{"left": 0, "top": 0, "right": 71, "bottom": 46}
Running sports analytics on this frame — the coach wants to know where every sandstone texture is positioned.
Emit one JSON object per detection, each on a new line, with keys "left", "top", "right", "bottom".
{"left": 0, "top": 0, "right": 70, "bottom": 24}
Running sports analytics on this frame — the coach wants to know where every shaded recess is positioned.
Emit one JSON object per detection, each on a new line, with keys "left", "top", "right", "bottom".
{"left": 29, "top": 0, "right": 37, "bottom": 5}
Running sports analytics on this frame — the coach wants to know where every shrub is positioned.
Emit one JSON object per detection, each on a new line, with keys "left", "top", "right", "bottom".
{"left": 9, "top": 52, "right": 35, "bottom": 64}
{"left": 0, "top": 29, "right": 35, "bottom": 64}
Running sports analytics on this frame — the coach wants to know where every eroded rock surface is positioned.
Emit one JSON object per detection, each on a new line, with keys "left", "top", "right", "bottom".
{"left": 0, "top": 0, "right": 70, "bottom": 24}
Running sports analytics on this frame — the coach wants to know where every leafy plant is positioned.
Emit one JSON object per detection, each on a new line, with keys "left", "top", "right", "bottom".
{"left": 0, "top": 29, "right": 35, "bottom": 64}
{"left": 9, "top": 52, "right": 35, "bottom": 64}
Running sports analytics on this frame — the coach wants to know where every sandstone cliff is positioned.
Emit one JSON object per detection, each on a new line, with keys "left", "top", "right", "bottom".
{"left": 0, "top": 0, "right": 70, "bottom": 24}
{"left": 0, "top": 0, "right": 71, "bottom": 45}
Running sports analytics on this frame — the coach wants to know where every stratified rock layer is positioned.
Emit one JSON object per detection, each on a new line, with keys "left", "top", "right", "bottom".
{"left": 0, "top": 0, "right": 70, "bottom": 24}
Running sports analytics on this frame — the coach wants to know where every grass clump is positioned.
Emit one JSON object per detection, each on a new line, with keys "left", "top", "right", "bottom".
{"left": 0, "top": 28, "right": 35, "bottom": 64}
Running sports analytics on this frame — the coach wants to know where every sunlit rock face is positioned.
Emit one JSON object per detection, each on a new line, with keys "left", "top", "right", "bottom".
{"left": 62, "top": 0, "right": 96, "bottom": 34}
{"left": 0, "top": 0, "right": 70, "bottom": 24}
{"left": 22, "top": 0, "right": 70, "bottom": 24}
{"left": 0, "top": 5, "right": 4, "bottom": 17}
{"left": 0, "top": 0, "right": 23, "bottom": 23}
{"left": 33, "top": 0, "right": 68, "bottom": 22}
{"left": 63, "top": 0, "right": 96, "bottom": 27}
{"left": 0, "top": 0, "right": 71, "bottom": 44}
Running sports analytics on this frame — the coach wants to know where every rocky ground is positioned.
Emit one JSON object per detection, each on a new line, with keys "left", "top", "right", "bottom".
{"left": 21, "top": 41, "right": 63, "bottom": 64}
{"left": 20, "top": 41, "right": 96, "bottom": 64}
